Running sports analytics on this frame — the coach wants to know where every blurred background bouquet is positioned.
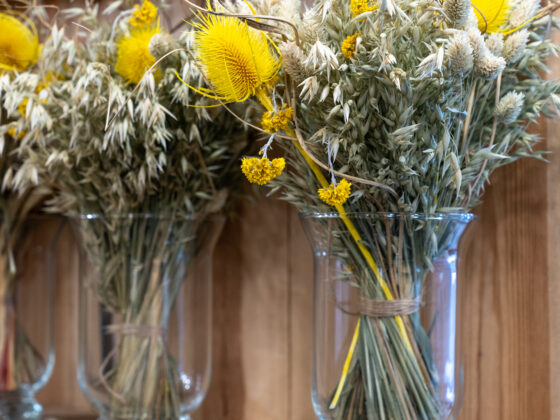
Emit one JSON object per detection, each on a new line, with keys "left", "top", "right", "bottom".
{"left": 2, "top": 0, "right": 253, "bottom": 418}
{"left": 0, "top": 3, "right": 69, "bottom": 417}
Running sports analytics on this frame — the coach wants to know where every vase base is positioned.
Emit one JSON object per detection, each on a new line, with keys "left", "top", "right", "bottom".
{"left": 0, "top": 390, "right": 42, "bottom": 420}
{"left": 98, "top": 415, "right": 192, "bottom": 420}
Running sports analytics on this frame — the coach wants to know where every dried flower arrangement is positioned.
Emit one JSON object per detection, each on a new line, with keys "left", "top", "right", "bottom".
{"left": 185, "top": 0, "right": 560, "bottom": 418}
{"left": 2, "top": 0, "right": 250, "bottom": 417}
{"left": 0, "top": 3, "right": 65, "bottom": 394}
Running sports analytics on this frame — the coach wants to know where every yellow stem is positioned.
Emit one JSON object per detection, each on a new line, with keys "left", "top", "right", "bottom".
{"left": 255, "top": 90, "right": 414, "bottom": 408}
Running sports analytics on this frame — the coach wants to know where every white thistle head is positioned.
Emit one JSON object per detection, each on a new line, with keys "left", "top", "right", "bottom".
{"left": 503, "top": 30, "right": 529, "bottom": 63}
{"left": 448, "top": 32, "right": 474, "bottom": 75}
{"left": 495, "top": 91, "right": 525, "bottom": 124}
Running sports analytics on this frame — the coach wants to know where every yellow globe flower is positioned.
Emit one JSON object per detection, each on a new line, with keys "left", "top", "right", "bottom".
{"left": 115, "top": 24, "right": 161, "bottom": 84}
{"left": 472, "top": 0, "right": 511, "bottom": 33}
{"left": 192, "top": 13, "right": 281, "bottom": 103}
{"left": 318, "top": 179, "right": 352, "bottom": 206}
{"left": 261, "top": 106, "right": 293, "bottom": 133}
{"left": 0, "top": 12, "right": 40, "bottom": 72}
{"left": 341, "top": 33, "right": 360, "bottom": 59}
{"left": 350, "top": 0, "right": 378, "bottom": 18}
{"left": 241, "top": 157, "right": 285, "bottom": 185}
{"left": 129, "top": 0, "right": 158, "bottom": 28}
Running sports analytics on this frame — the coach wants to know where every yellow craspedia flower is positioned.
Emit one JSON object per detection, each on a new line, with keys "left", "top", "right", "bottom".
{"left": 472, "top": 0, "right": 511, "bottom": 33}
{"left": 261, "top": 106, "right": 293, "bottom": 133}
{"left": 115, "top": 24, "right": 160, "bottom": 84}
{"left": 341, "top": 33, "right": 360, "bottom": 59}
{"left": 318, "top": 179, "right": 352, "bottom": 206}
{"left": 241, "top": 157, "right": 285, "bottom": 185}
{"left": 0, "top": 12, "right": 41, "bottom": 72}
{"left": 7, "top": 126, "right": 24, "bottom": 140}
{"left": 192, "top": 13, "right": 280, "bottom": 103}
{"left": 350, "top": 0, "right": 378, "bottom": 18}
{"left": 129, "top": 0, "right": 158, "bottom": 28}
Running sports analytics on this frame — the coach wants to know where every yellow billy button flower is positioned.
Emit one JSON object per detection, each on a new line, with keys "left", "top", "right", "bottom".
{"left": 472, "top": 0, "right": 511, "bottom": 33}
{"left": 0, "top": 12, "right": 41, "bottom": 72}
{"left": 318, "top": 179, "right": 352, "bottom": 206}
{"left": 350, "top": 0, "right": 378, "bottom": 18}
{"left": 190, "top": 12, "right": 281, "bottom": 103}
{"left": 115, "top": 23, "right": 161, "bottom": 84}
{"left": 129, "top": 0, "right": 158, "bottom": 28}
{"left": 241, "top": 157, "right": 285, "bottom": 185}
{"left": 341, "top": 33, "right": 360, "bottom": 59}
{"left": 261, "top": 106, "right": 294, "bottom": 133}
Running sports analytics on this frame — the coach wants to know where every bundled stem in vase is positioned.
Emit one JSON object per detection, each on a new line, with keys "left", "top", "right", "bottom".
{"left": 76, "top": 214, "right": 207, "bottom": 419}
{"left": 304, "top": 214, "right": 470, "bottom": 419}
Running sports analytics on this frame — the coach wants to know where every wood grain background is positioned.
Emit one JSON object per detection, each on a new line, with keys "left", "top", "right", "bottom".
{"left": 16, "top": 3, "right": 560, "bottom": 420}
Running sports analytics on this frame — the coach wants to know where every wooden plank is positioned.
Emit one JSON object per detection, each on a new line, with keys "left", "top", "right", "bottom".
{"left": 287, "top": 209, "right": 314, "bottom": 420}
{"left": 200, "top": 196, "right": 291, "bottom": 420}
{"left": 459, "top": 157, "right": 551, "bottom": 419}
{"left": 547, "top": 28, "right": 560, "bottom": 420}
{"left": 36, "top": 224, "right": 93, "bottom": 415}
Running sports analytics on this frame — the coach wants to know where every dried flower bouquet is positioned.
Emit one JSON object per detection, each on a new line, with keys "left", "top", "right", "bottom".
{"left": 184, "top": 0, "right": 560, "bottom": 418}
{"left": 0, "top": 4, "right": 65, "bottom": 395}
{"left": 5, "top": 0, "right": 250, "bottom": 417}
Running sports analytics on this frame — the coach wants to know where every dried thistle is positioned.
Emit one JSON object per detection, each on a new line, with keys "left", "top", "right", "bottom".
{"left": 443, "top": 0, "right": 471, "bottom": 28}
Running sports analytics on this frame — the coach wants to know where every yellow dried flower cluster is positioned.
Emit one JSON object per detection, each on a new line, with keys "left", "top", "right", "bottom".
{"left": 9, "top": 72, "right": 62, "bottom": 140}
{"left": 350, "top": 0, "right": 377, "bottom": 18}
{"left": 241, "top": 157, "right": 285, "bottom": 185}
{"left": 341, "top": 33, "right": 360, "bottom": 59}
{"left": 129, "top": 0, "right": 158, "bottom": 28}
{"left": 0, "top": 12, "right": 41, "bottom": 72}
{"left": 261, "top": 106, "right": 294, "bottom": 133}
{"left": 115, "top": 1, "right": 160, "bottom": 84}
{"left": 318, "top": 179, "right": 352, "bottom": 206}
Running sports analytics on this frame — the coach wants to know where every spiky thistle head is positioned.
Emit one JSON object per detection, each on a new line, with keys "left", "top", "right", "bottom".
{"left": 192, "top": 12, "right": 281, "bottom": 103}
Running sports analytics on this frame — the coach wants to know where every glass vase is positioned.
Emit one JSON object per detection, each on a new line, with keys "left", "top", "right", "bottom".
{"left": 73, "top": 214, "right": 224, "bottom": 420}
{"left": 0, "top": 215, "right": 62, "bottom": 419}
{"left": 301, "top": 212, "right": 473, "bottom": 420}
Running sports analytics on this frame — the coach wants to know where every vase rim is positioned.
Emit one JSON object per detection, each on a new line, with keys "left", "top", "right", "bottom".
{"left": 72, "top": 212, "right": 225, "bottom": 222}
{"left": 299, "top": 211, "right": 476, "bottom": 223}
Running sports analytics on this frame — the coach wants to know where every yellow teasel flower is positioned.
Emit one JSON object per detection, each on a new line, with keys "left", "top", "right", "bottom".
{"left": 241, "top": 157, "right": 285, "bottom": 185}
{"left": 350, "top": 0, "right": 378, "bottom": 18}
{"left": 472, "top": 0, "right": 511, "bottom": 34}
{"left": 129, "top": 0, "right": 158, "bottom": 28}
{"left": 0, "top": 12, "right": 41, "bottom": 72}
{"left": 187, "top": 10, "right": 281, "bottom": 105}
{"left": 318, "top": 179, "right": 352, "bottom": 206}
{"left": 341, "top": 33, "right": 360, "bottom": 59}
{"left": 261, "top": 106, "right": 293, "bottom": 133}
{"left": 115, "top": 22, "right": 161, "bottom": 84}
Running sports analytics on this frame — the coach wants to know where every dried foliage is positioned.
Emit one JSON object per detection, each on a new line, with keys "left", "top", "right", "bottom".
{"left": 2, "top": 1, "right": 249, "bottom": 219}
{"left": 263, "top": 0, "right": 560, "bottom": 215}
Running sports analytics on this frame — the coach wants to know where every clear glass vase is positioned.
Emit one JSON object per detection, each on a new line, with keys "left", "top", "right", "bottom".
{"left": 301, "top": 212, "right": 474, "bottom": 420}
{"left": 73, "top": 214, "right": 224, "bottom": 420}
{"left": 0, "top": 215, "right": 62, "bottom": 419}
